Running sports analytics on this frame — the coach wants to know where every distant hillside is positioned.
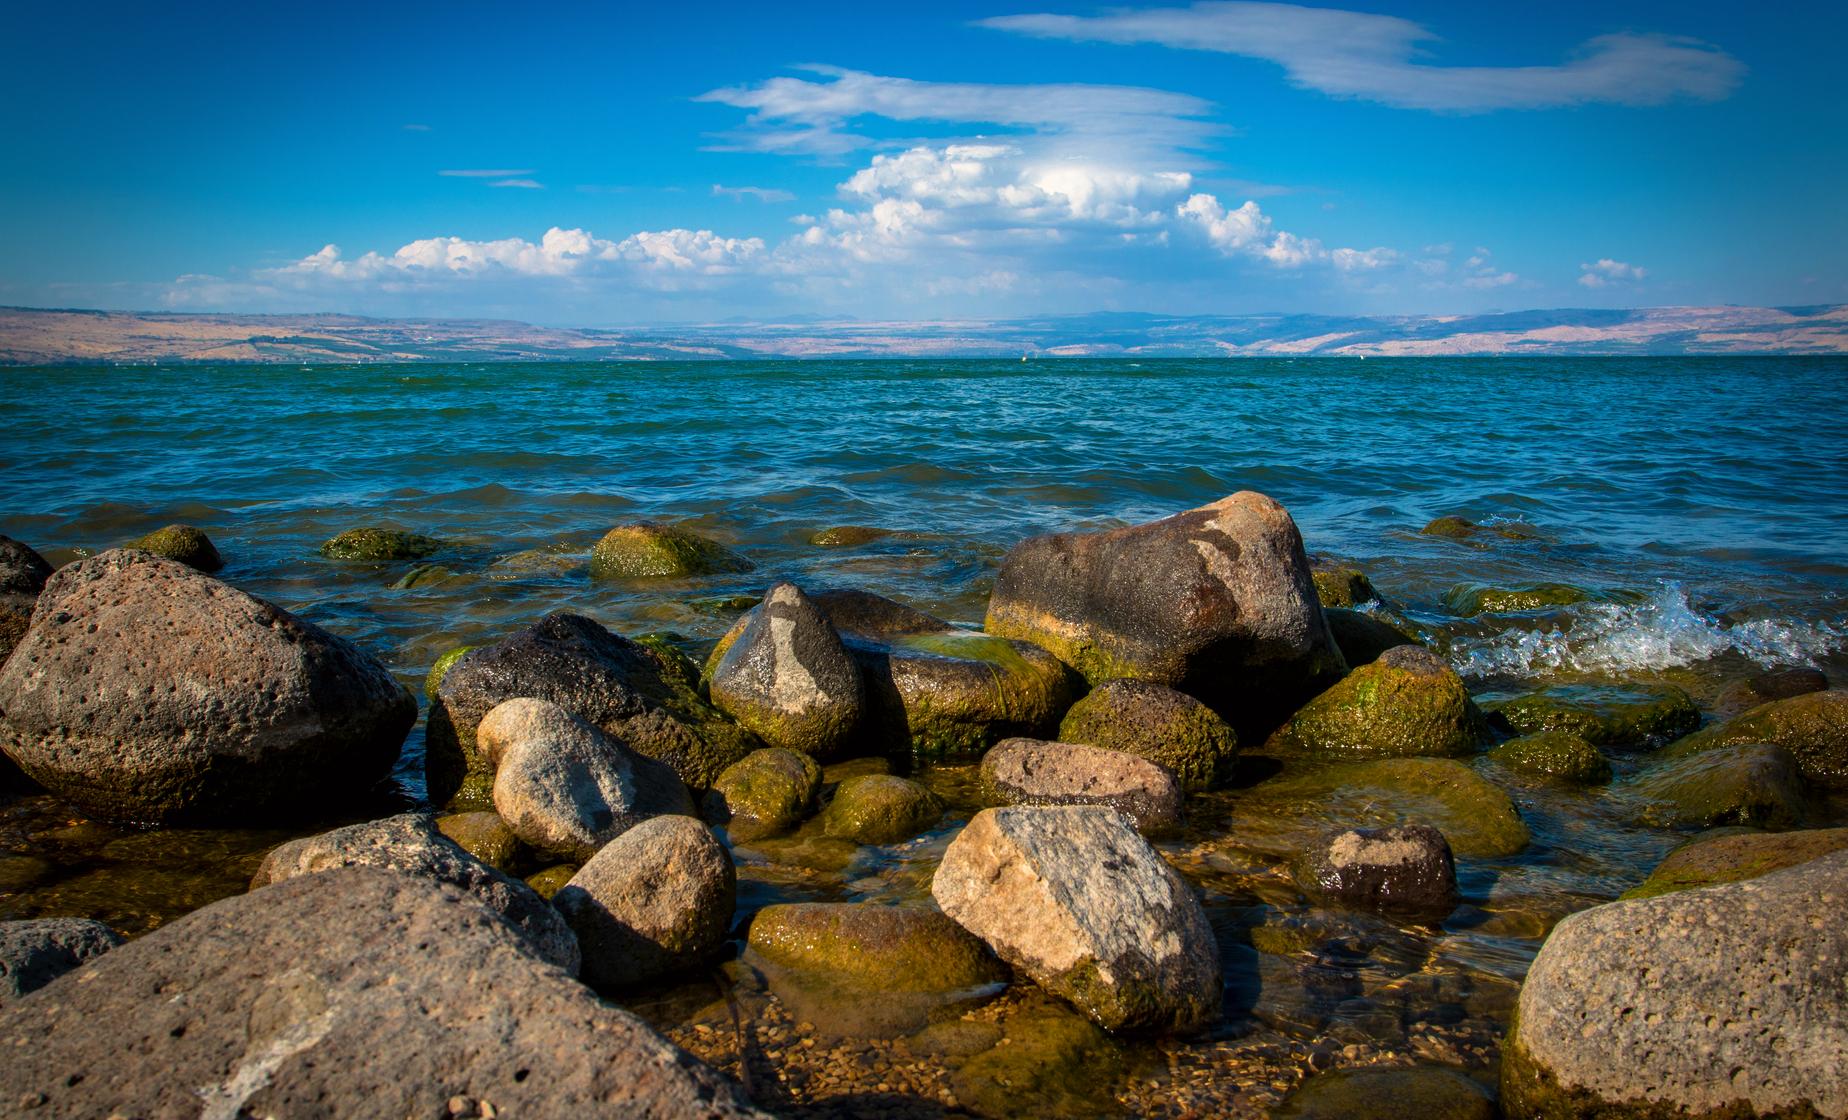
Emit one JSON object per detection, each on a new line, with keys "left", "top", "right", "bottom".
{"left": 2, "top": 303, "right": 1844, "bottom": 364}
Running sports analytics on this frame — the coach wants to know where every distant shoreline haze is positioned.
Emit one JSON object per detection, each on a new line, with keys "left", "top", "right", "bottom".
{"left": 1, "top": 303, "right": 1844, "bottom": 364}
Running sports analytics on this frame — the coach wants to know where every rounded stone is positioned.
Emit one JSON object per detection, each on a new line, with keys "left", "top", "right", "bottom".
{"left": 1271, "top": 645, "right": 1489, "bottom": 761}
{"left": 1056, "top": 678, "right": 1238, "bottom": 793}
{"left": 708, "top": 582, "right": 864, "bottom": 756}
{"left": 1665, "top": 689, "right": 1848, "bottom": 789}
{"left": 524, "top": 864, "right": 578, "bottom": 900}
{"left": 433, "top": 810, "right": 522, "bottom": 870}
{"left": 319, "top": 526, "right": 442, "bottom": 561}
{"left": 1716, "top": 667, "right": 1829, "bottom": 715}
{"left": 979, "top": 737, "right": 1184, "bottom": 834}
{"left": 1444, "top": 582, "right": 1588, "bottom": 615}
{"left": 1488, "top": 730, "right": 1613, "bottom": 784}
{"left": 124, "top": 525, "right": 222, "bottom": 572}
{"left": 1487, "top": 683, "right": 1701, "bottom": 750}
{"left": 422, "top": 644, "right": 476, "bottom": 701}
{"left": 820, "top": 774, "right": 943, "bottom": 844}
{"left": 1630, "top": 743, "right": 1810, "bottom": 830}
{"left": 1623, "top": 826, "right": 1848, "bottom": 900}
{"left": 1241, "top": 758, "right": 1531, "bottom": 859}
{"left": 1291, "top": 823, "right": 1459, "bottom": 921}
{"left": 588, "top": 521, "right": 753, "bottom": 579}
{"left": 809, "top": 525, "right": 894, "bottom": 548}
{"left": 704, "top": 747, "right": 823, "bottom": 841}
{"left": 0, "top": 919, "right": 122, "bottom": 1005}
{"left": 0, "top": 535, "right": 53, "bottom": 596}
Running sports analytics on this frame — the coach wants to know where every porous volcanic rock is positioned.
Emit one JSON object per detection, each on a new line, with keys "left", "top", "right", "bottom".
{"left": 0, "top": 919, "right": 121, "bottom": 1005}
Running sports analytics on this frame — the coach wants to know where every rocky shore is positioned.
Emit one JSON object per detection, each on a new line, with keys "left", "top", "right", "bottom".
{"left": 0, "top": 497, "right": 1844, "bottom": 1118}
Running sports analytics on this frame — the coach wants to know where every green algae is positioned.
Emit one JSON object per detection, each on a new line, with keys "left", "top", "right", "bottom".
{"left": 1664, "top": 689, "right": 1848, "bottom": 789}
{"left": 320, "top": 526, "right": 442, "bottom": 561}
{"left": 809, "top": 525, "right": 895, "bottom": 547}
{"left": 126, "top": 524, "right": 222, "bottom": 572}
{"left": 588, "top": 521, "right": 753, "bottom": 579}
{"left": 1311, "top": 565, "right": 1379, "bottom": 609}
{"left": 1056, "top": 679, "right": 1238, "bottom": 793}
{"left": 1629, "top": 744, "right": 1810, "bottom": 830}
{"left": 1620, "top": 827, "right": 1848, "bottom": 900}
{"left": 1488, "top": 730, "right": 1612, "bottom": 785}
{"left": 820, "top": 774, "right": 944, "bottom": 844}
{"left": 1487, "top": 683, "right": 1701, "bottom": 749}
{"left": 1444, "top": 582, "right": 1589, "bottom": 615}
{"left": 950, "top": 1002, "right": 1125, "bottom": 1119}
{"left": 423, "top": 645, "right": 477, "bottom": 702}
{"left": 1271, "top": 649, "right": 1488, "bottom": 761}
{"left": 1238, "top": 758, "right": 1530, "bottom": 858}
{"left": 523, "top": 864, "right": 578, "bottom": 900}
{"left": 434, "top": 810, "right": 521, "bottom": 871}
{"left": 705, "top": 748, "right": 822, "bottom": 840}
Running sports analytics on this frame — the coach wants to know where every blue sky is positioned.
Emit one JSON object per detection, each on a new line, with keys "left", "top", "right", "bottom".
{"left": 2, "top": 0, "right": 1843, "bottom": 323}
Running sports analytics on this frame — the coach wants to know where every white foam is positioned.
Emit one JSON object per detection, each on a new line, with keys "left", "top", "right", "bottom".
{"left": 1448, "top": 582, "right": 1845, "bottom": 679}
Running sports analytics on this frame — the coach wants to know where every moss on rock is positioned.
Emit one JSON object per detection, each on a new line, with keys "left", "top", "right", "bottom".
{"left": 1489, "top": 730, "right": 1612, "bottom": 784}
{"left": 1241, "top": 758, "right": 1530, "bottom": 858}
{"left": 320, "top": 526, "right": 442, "bottom": 561}
{"left": 808, "top": 525, "right": 894, "bottom": 548}
{"left": 1664, "top": 689, "right": 1848, "bottom": 789}
{"left": 434, "top": 811, "right": 522, "bottom": 871}
{"left": 1630, "top": 743, "right": 1810, "bottom": 830}
{"left": 949, "top": 1002, "right": 1125, "bottom": 1120}
{"left": 1487, "top": 683, "right": 1701, "bottom": 749}
{"left": 1444, "top": 582, "right": 1588, "bottom": 615}
{"left": 423, "top": 645, "right": 477, "bottom": 702}
{"left": 1311, "top": 564, "right": 1378, "bottom": 609}
{"left": 126, "top": 524, "right": 222, "bottom": 572}
{"left": 1056, "top": 678, "right": 1237, "bottom": 792}
{"left": 1621, "top": 827, "right": 1848, "bottom": 900}
{"left": 523, "top": 863, "right": 578, "bottom": 900}
{"left": 748, "top": 902, "right": 1006, "bottom": 991}
{"left": 704, "top": 748, "right": 822, "bottom": 840}
{"left": 819, "top": 774, "right": 943, "bottom": 844}
{"left": 1271, "top": 645, "right": 1489, "bottom": 761}
{"left": 588, "top": 521, "right": 753, "bottom": 579}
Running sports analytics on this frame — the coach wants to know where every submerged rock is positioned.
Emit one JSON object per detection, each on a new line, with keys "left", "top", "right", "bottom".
{"left": 0, "top": 550, "right": 414, "bottom": 824}
{"left": 1630, "top": 743, "right": 1810, "bottom": 830}
{"left": 553, "top": 815, "right": 734, "bottom": 991}
{"left": 1503, "top": 851, "right": 1848, "bottom": 1120}
{"left": 1665, "top": 688, "right": 1848, "bottom": 789}
{"left": 933, "top": 805, "right": 1221, "bottom": 1033}
{"left": 0, "top": 867, "right": 766, "bottom": 1119}
{"left": 949, "top": 1000, "right": 1124, "bottom": 1119}
{"left": 809, "top": 525, "right": 895, "bottom": 548}
{"left": 125, "top": 524, "right": 222, "bottom": 571}
{"left": 0, "top": 919, "right": 121, "bottom": 1005}
{"left": 1270, "top": 645, "right": 1489, "bottom": 761}
{"left": 1322, "top": 607, "right": 1420, "bottom": 668}
{"left": 319, "top": 526, "right": 442, "bottom": 561}
{"left": 1487, "top": 683, "right": 1700, "bottom": 749}
{"left": 1055, "top": 678, "right": 1238, "bottom": 793}
{"left": 1444, "top": 582, "right": 1587, "bottom": 615}
{"left": 1623, "top": 827, "right": 1848, "bottom": 899}
{"left": 1291, "top": 823, "right": 1459, "bottom": 922}
{"left": 704, "top": 747, "right": 822, "bottom": 840}
{"left": 434, "top": 810, "right": 522, "bottom": 870}
{"left": 1242, "top": 758, "right": 1530, "bottom": 859}
{"left": 820, "top": 774, "right": 943, "bottom": 844}
{"left": 1280, "top": 1066, "right": 1495, "bottom": 1120}
{"left": 1488, "top": 730, "right": 1612, "bottom": 784}
{"left": 251, "top": 812, "right": 578, "bottom": 973}
{"left": 482, "top": 698, "right": 695, "bottom": 862}
{"left": 984, "top": 491, "right": 1346, "bottom": 736}
{"left": 1420, "top": 515, "right": 1534, "bottom": 541}
{"left": 1310, "top": 562, "right": 1379, "bottom": 609}
{"left": 980, "top": 737, "right": 1183, "bottom": 834}
{"left": 1716, "top": 666, "right": 1829, "bottom": 715}
{"left": 589, "top": 521, "right": 753, "bottom": 578}
{"left": 707, "top": 583, "right": 864, "bottom": 756}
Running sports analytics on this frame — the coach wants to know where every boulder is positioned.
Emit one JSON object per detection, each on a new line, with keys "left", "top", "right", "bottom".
{"left": 1280, "top": 1067, "right": 1496, "bottom": 1120}
{"left": 0, "top": 867, "right": 766, "bottom": 1119}
{"left": 1487, "top": 730, "right": 1613, "bottom": 784}
{"left": 1665, "top": 689, "right": 1848, "bottom": 789}
{"left": 704, "top": 747, "right": 822, "bottom": 840}
{"left": 707, "top": 583, "right": 864, "bottom": 756}
{"left": 319, "top": 526, "right": 442, "bottom": 561}
{"left": 0, "top": 535, "right": 53, "bottom": 596}
{"left": 434, "top": 810, "right": 523, "bottom": 870}
{"left": 1503, "top": 851, "right": 1848, "bottom": 1120}
{"left": 1055, "top": 678, "right": 1237, "bottom": 792}
{"left": 1270, "top": 645, "right": 1489, "bottom": 761}
{"left": 552, "top": 815, "right": 735, "bottom": 990}
{"left": 1322, "top": 607, "right": 1420, "bottom": 667}
{"left": 809, "top": 525, "right": 895, "bottom": 548}
{"left": 125, "top": 524, "right": 222, "bottom": 571}
{"left": 0, "top": 919, "right": 121, "bottom": 1005}
{"left": 423, "top": 643, "right": 476, "bottom": 700}
{"left": 1239, "top": 758, "right": 1530, "bottom": 859}
{"left": 589, "top": 521, "right": 753, "bottom": 578}
{"left": 1630, "top": 743, "right": 1809, "bottom": 830}
{"left": 932, "top": 805, "right": 1221, "bottom": 1033}
{"left": 980, "top": 738, "right": 1183, "bottom": 834}
{"left": 1444, "top": 582, "right": 1587, "bottom": 615}
{"left": 985, "top": 492, "right": 1346, "bottom": 736}
{"left": 820, "top": 774, "right": 943, "bottom": 844}
{"left": 250, "top": 812, "right": 578, "bottom": 973}
{"left": 427, "top": 610, "right": 755, "bottom": 806}
{"left": 0, "top": 550, "right": 415, "bottom": 824}
{"left": 1309, "top": 563, "right": 1378, "bottom": 609}
{"left": 1623, "top": 827, "right": 1848, "bottom": 899}
{"left": 1291, "top": 823, "right": 1459, "bottom": 921}
{"left": 483, "top": 698, "right": 694, "bottom": 862}
{"left": 1419, "top": 515, "right": 1533, "bottom": 541}
{"left": 1716, "top": 667, "right": 1829, "bottom": 715}
{"left": 1487, "top": 683, "right": 1700, "bottom": 749}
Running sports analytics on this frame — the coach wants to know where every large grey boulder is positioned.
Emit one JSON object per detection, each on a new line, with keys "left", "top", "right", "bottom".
{"left": 0, "top": 867, "right": 766, "bottom": 1119}
{"left": 250, "top": 812, "right": 579, "bottom": 973}
{"left": 483, "top": 698, "right": 694, "bottom": 862}
{"left": 0, "top": 919, "right": 121, "bottom": 1005}
{"left": 552, "top": 815, "right": 735, "bottom": 991}
{"left": 932, "top": 805, "right": 1221, "bottom": 1033}
{"left": 0, "top": 550, "right": 415, "bottom": 824}
{"left": 984, "top": 492, "right": 1346, "bottom": 736}
{"left": 707, "top": 582, "right": 864, "bottom": 756}
{"left": 979, "top": 737, "right": 1183, "bottom": 834}
{"left": 1503, "top": 850, "right": 1848, "bottom": 1119}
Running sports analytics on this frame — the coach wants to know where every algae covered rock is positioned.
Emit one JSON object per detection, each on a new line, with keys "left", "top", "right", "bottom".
{"left": 0, "top": 550, "right": 415, "bottom": 825}
{"left": 820, "top": 774, "right": 942, "bottom": 844}
{"left": 1665, "top": 688, "right": 1848, "bottom": 789}
{"left": 1487, "top": 682, "right": 1700, "bottom": 749}
{"left": 422, "top": 643, "right": 476, "bottom": 701}
{"left": 1280, "top": 1066, "right": 1495, "bottom": 1120}
{"left": 1056, "top": 678, "right": 1237, "bottom": 793}
{"left": 934, "top": 805, "right": 1221, "bottom": 1033}
{"left": 434, "top": 810, "right": 522, "bottom": 870}
{"left": 1503, "top": 851, "right": 1848, "bottom": 1120}
{"left": 704, "top": 747, "right": 822, "bottom": 840}
{"left": 985, "top": 491, "right": 1346, "bottom": 735}
{"left": 553, "top": 815, "right": 734, "bottom": 991}
{"left": 707, "top": 583, "right": 863, "bottom": 756}
{"left": 1310, "top": 563, "right": 1378, "bottom": 609}
{"left": 980, "top": 737, "right": 1183, "bottom": 834}
{"left": 809, "top": 525, "right": 894, "bottom": 548}
{"left": 1322, "top": 607, "right": 1420, "bottom": 667}
{"left": 0, "top": 919, "right": 121, "bottom": 1005}
{"left": 1444, "top": 582, "right": 1587, "bottom": 615}
{"left": 1488, "top": 730, "right": 1612, "bottom": 784}
{"left": 1291, "top": 823, "right": 1459, "bottom": 922}
{"left": 1630, "top": 743, "right": 1810, "bottom": 830}
{"left": 1420, "top": 515, "right": 1534, "bottom": 541}
{"left": 1622, "top": 827, "right": 1848, "bottom": 899}
{"left": 949, "top": 1001, "right": 1124, "bottom": 1118}
{"left": 1716, "top": 666, "right": 1828, "bottom": 715}
{"left": 319, "top": 526, "right": 442, "bottom": 561}
{"left": 525, "top": 863, "right": 577, "bottom": 900}
{"left": 1271, "top": 645, "right": 1489, "bottom": 761}
{"left": 1241, "top": 758, "right": 1530, "bottom": 859}
{"left": 589, "top": 520, "right": 753, "bottom": 579}
{"left": 125, "top": 524, "right": 222, "bottom": 572}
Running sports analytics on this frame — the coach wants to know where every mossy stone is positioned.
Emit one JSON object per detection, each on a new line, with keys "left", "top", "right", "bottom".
{"left": 1445, "top": 582, "right": 1588, "bottom": 615}
{"left": 705, "top": 748, "right": 822, "bottom": 840}
{"left": 1311, "top": 565, "right": 1378, "bottom": 609}
{"left": 747, "top": 902, "right": 1006, "bottom": 992}
{"left": 1278, "top": 1066, "right": 1495, "bottom": 1120}
{"left": 390, "top": 563, "right": 462, "bottom": 590}
{"left": 588, "top": 521, "right": 753, "bottom": 579}
{"left": 1486, "top": 683, "right": 1701, "bottom": 749}
{"left": 1242, "top": 758, "right": 1530, "bottom": 858}
{"left": 434, "top": 811, "right": 521, "bottom": 871}
{"left": 809, "top": 525, "right": 893, "bottom": 547}
{"left": 1621, "top": 827, "right": 1848, "bottom": 900}
{"left": 1664, "top": 689, "right": 1848, "bottom": 789}
{"left": 1420, "top": 515, "right": 1535, "bottom": 541}
{"left": 820, "top": 774, "right": 943, "bottom": 844}
{"left": 423, "top": 645, "right": 477, "bottom": 702}
{"left": 1272, "top": 645, "right": 1489, "bottom": 761}
{"left": 126, "top": 524, "right": 221, "bottom": 572}
{"left": 633, "top": 632, "right": 703, "bottom": 692}
{"left": 950, "top": 1002, "right": 1124, "bottom": 1120}
{"left": 1489, "top": 730, "right": 1613, "bottom": 784}
{"left": 1630, "top": 743, "right": 1810, "bottom": 830}
{"left": 1056, "top": 678, "right": 1238, "bottom": 792}
{"left": 523, "top": 863, "right": 578, "bottom": 900}
{"left": 320, "top": 527, "right": 442, "bottom": 561}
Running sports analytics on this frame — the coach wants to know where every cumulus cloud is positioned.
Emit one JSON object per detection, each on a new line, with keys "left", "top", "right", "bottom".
{"left": 267, "top": 226, "right": 765, "bottom": 285}
{"left": 979, "top": 3, "right": 1744, "bottom": 112}
{"left": 1579, "top": 258, "right": 1647, "bottom": 288}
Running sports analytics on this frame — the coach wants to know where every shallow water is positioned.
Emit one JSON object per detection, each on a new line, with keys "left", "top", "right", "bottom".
{"left": 2, "top": 356, "right": 1845, "bottom": 1113}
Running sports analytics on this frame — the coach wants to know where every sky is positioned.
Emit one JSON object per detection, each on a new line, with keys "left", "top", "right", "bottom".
{"left": 1, "top": 0, "right": 1844, "bottom": 324}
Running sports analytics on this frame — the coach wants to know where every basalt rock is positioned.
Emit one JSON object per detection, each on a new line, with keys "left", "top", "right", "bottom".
{"left": 0, "top": 535, "right": 53, "bottom": 596}
{"left": 589, "top": 521, "right": 753, "bottom": 579}
{"left": 979, "top": 737, "right": 1183, "bottom": 835}
{"left": 0, "top": 919, "right": 121, "bottom": 1005}
{"left": 1270, "top": 645, "right": 1489, "bottom": 761}
{"left": 1055, "top": 678, "right": 1237, "bottom": 793}
{"left": 707, "top": 583, "right": 864, "bottom": 756}
{"left": 1291, "top": 823, "right": 1459, "bottom": 922}
{"left": 125, "top": 524, "right": 222, "bottom": 572}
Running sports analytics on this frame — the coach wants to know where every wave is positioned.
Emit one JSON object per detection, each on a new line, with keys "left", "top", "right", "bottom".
{"left": 1447, "top": 582, "right": 1845, "bottom": 679}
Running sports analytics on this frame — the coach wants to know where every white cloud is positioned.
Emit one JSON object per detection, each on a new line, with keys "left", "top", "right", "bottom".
{"left": 267, "top": 226, "right": 764, "bottom": 284}
{"left": 980, "top": 3, "right": 1744, "bottom": 112}
{"left": 713, "top": 184, "right": 797, "bottom": 203}
{"left": 1579, "top": 258, "right": 1647, "bottom": 288}
{"left": 489, "top": 178, "right": 544, "bottom": 189}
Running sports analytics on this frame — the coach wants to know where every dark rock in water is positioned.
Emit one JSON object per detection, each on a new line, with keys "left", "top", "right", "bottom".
{"left": 704, "top": 747, "right": 822, "bottom": 840}
{"left": 1292, "top": 823, "right": 1459, "bottom": 922}
{"left": 1486, "top": 683, "right": 1700, "bottom": 749}
{"left": 934, "top": 805, "right": 1221, "bottom": 1033}
{"left": 1419, "top": 515, "right": 1534, "bottom": 541}
{"left": 1631, "top": 743, "right": 1810, "bottom": 830}
{"left": 1503, "top": 851, "right": 1848, "bottom": 1120}
{"left": 985, "top": 492, "right": 1346, "bottom": 737}
{"left": 1243, "top": 758, "right": 1531, "bottom": 859}
{"left": 979, "top": 737, "right": 1183, "bottom": 835}
{"left": 1717, "top": 666, "right": 1829, "bottom": 715}
{"left": 553, "top": 815, "right": 734, "bottom": 991}
{"left": 1056, "top": 678, "right": 1237, "bottom": 793}
{"left": 1488, "top": 730, "right": 1613, "bottom": 784}
{"left": 0, "top": 535, "right": 53, "bottom": 596}
{"left": 1322, "top": 606, "right": 1420, "bottom": 667}
{"left": 479, "top": 698, "right": 695, "bottom": 862}
{"left": 1623, "top": 826, "right": 1848, "bottom": 899}
{"left": 1665, "top": 688, "right": 1848, "bottom": 789}
{"left": 1280, "top": 1066, "right": 1495, "bottom": 1120}
{"left": 250, "top": 812, "right": 578, "bottom": 973}
{"left": 1270, "top": 645, "right": 1489, "bottom": 761}
{"left": 708, "top": 583, "right": 864, "bottom": 756}
{"left": 427, "top": 610, "right": 755, "bottom": 805}
{"left": 125, "top": 524, "right": 222, "bottom": 571}
{"left": 809, "top": 525, "right": 895, "bottom": 547}
{"left": 1444, "top": 581, "right": 1588, "bottom": 615}
{"left": 0, "top": 867, "right": 767, "bottom": 1119}
{"left": 589, "top": 520, "right": 753, "bottom": 578}
{"left": 0, "top": 919, "right": 121, "bottom": 1005}
{"left": 319, "top": 525, "right": 442, "bottom": 561}
{"left": 1309, "top": 561, "right": 1378, "bottom": 609}
{"left": 434, "top": 810, "right": 523, "bottom": 870}
{"left": 820, "top": 774, "right": 943, "bottom": 844}
{"left": 0, "top": 550, "right": 414, "bottom": 825}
